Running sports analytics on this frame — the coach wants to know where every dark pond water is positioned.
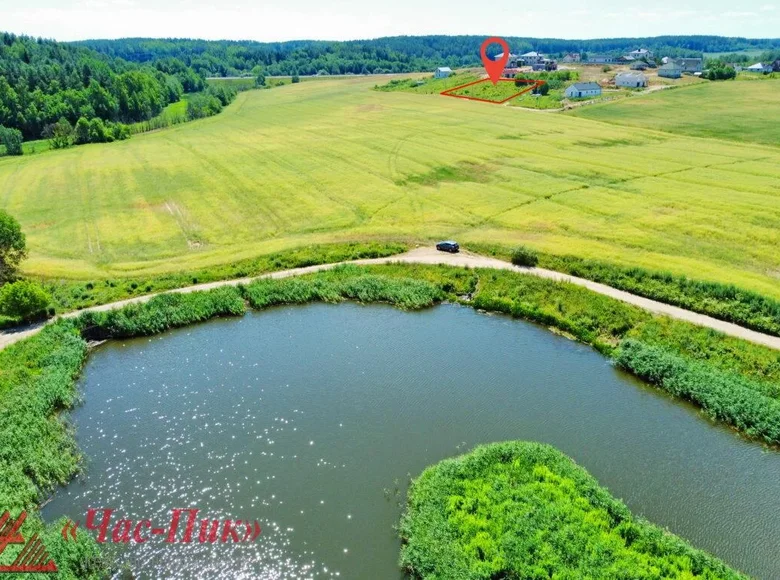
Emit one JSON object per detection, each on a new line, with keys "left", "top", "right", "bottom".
{"left": 43, "top": 303, "right": 780, "bottom": 579}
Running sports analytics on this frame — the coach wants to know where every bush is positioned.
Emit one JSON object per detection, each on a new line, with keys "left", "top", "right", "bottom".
{"left": 0, "top": 210, "right": 27, "bottom": 282}
{"left": 0, "top": 125, "right": 23, "bottom": 155}
{"left": 74, "top": 117, "right": 91, "bottom": 145}
{"left": 0, "top": 280, "right": 52, "bottom": 322}
{"left": 510, "top": 245, "right": 539, "bottom": 267}
{"left": 540, "top": 254, "right": 780, "bottom": 337}
{"left": 616, "top": 339, "right": 780, "bottom": 444}
{"left": 88, "top": 118, "right": 108, "bottom": 143}
{"left": 400, "top": 441, "right": 744, "bottom": 579}
{"left": 187, "top": 93, "right": 223, "bottom": 120}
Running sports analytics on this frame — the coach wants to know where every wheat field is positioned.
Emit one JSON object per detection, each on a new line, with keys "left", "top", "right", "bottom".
{"left": 0, "top": 77, "right": 778, "bottom": 298}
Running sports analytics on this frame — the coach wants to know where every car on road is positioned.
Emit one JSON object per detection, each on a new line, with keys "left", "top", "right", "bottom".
{"left": 436, "top": 240, "right": 460, "bottom": 253}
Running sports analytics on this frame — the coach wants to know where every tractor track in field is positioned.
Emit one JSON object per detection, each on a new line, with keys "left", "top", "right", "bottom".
{"left": 2, "top": 247, "right": 779, "bottom": 352}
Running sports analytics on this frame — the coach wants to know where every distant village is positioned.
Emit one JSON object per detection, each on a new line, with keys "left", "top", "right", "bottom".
{"left": 432, "top": 48, "right": 779, "bottom": 101}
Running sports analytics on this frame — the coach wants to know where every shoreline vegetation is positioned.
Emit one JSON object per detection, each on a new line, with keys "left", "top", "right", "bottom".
{"left": 399, "top": 441, "right": 745, "bottom": 579}
{"left": 7, "top": 239, "right": 778, "bottom": 344}
{"left": 2, "top": 262, "right": 779, "bottom": 575}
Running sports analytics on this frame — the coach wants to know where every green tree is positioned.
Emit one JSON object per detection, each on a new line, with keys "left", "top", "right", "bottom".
{"left": 291, "top": 74, "right": 300, "bottom": 83}
{"left": 74, "top": 117, "right": 91, "bottom": 144}
{"left": 43, "top": 117, "right": 74, "bottom": 149}
{"left": 255, "top": 73, "right": 266, "bottom": 87}
{"left": 0, "top": 280, "right": 51, "bottom": 322}
{"left": 0, "top": 125, "right": 23, "bottom": 155}
{"left": 511, "top": 245, "right": 539, "bottom": 267}
{"left": 534, "top": 81, "right": 550, "bottom": 96}
{"left": 0, "top": 210, "right": 27, "bottom": 282}
{"left": 88, "top": 118, "right": 108, "bottom": 143}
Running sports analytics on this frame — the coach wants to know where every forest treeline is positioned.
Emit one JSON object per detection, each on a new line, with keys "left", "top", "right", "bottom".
{"left": 0, "top": 32, "right": 205, "bottom": 140}
{"left": 77, "top": 35, "right": 780, "bottom": 77}
{"left": 3, "top": 31, "right": 779, "bottom": 143}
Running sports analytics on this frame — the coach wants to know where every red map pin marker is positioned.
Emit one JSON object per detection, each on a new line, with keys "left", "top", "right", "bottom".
{"left": 481, "top": 37, "right": 510, "bottom": 85}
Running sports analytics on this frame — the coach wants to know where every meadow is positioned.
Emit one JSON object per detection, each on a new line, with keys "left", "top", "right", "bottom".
{"left": 0, "top": 76, "right": 778, "bottom": 303}
{"left": 571, "top": 79, "right": 780, "bottom": 146}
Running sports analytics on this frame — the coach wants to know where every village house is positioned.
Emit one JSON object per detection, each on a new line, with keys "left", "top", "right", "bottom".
{"left": 629, "top": 48, "right": 654, "bottom": 61}
{"left": 561, "top": 53, "right": 581, "bottom": 63}
{"left": 615, "top": 72, "right": 648, "bottom": 88}
{"left": 495, "top": 52, "right": 520, "bottom": 67}
{"left": 746, "top": 62, "right": 774, "bottom": 74}
{"left": 434, "top": 67, "right": 452, "bottom": 79}
{"left": 532, "top": 58, "right": 558, "bottom": 71}
{"left": 675, "top": 57, "right": 703, "bottom": 73}
{"left": 658, "top": 62, "right": 683, "bottom": 78}
{"left": 520, "top": 51, "right": 545, "bottom": 65}
{"left": 773, "top": 59, "right": 780, "bottom": 72}
{"left": 564, "top": 82, "right": 602, "bottom": 98}
{"left": 630, "top": 61, "right": 649, "bottom": 71}
{"left": 586, "top": 54, "right": 618, "bottom": 65}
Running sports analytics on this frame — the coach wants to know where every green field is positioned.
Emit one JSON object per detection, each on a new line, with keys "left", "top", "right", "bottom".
{"left": 570, "top": 80, "right": 780, "bottom": 146}
{"left": 0, "top": 77, "right": 778, "bottom": 301}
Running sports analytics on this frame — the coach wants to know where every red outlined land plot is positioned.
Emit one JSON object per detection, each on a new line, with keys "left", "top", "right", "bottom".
{"left": 440, "top": 77, "right": 544, "bottom": 105}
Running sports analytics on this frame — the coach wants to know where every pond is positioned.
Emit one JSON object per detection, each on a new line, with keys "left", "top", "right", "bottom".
{"left": 43, "top": 303, "right": 780, "bottom": 578}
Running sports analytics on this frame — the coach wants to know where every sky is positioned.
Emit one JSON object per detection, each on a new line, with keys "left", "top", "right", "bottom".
{"left": 2, "top": 0, "right": 778, "bottom": 42}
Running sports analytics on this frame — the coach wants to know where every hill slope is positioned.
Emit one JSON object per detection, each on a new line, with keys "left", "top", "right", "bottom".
{"left": 0, "top": 77, "right": 778, "bottom": 300}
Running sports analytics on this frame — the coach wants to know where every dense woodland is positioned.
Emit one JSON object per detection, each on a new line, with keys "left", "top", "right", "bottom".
{"left": 0, "top": 32, "right": 204, "bottom": 140}
{"left": 78, "top": 35, "right": 780, "bottom": 76}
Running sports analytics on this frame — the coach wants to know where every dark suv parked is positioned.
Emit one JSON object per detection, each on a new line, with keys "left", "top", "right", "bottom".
{"left": 435, "top": 240, "right": 459, "bottom": 253}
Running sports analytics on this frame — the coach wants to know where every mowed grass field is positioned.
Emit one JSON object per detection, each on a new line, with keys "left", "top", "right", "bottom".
{"left": 571, "top": 80, "right": 780, "bottom": 147}
{"left": 0, "top": 77, "right": 779, "bottom": 299}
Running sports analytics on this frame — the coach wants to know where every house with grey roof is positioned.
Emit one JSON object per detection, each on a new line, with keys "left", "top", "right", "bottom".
{"left": 615, "top": 72, "right": 648, "bottom": 88}
{"left": 564, "top": 82, "right": 602, "bottom": 98}
{"left": 520, "top": 51, "right": 545, "bottom": 65}
{"left": 434, "top": 67, "right": 452, "bottom": 79}
{"left": 658, "top": 62, "right": 683, "bottom": 78}
{"left": 675, "top": 57, "right": 703, "bottom": 73}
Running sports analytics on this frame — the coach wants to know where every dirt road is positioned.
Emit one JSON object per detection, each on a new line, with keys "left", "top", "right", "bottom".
{"left": 2, "top": 247, "right": 779, "bottom": 352}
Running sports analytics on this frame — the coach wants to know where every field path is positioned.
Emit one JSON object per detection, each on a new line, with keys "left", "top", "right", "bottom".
{"left": 2, "top": 247, "right": 779, "bottom": 352}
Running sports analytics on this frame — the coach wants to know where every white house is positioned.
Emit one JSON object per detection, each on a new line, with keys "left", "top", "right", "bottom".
{"left": 564, "top": 82, "right": 602, "bottom": 98}
{"left": 746, "top": 62, "right": 773, "bottom": 73}
{"left": 658, "top": 62, "right": 682, "bottom": 78}
{"left": 561, "top": 53, "right": 581, "bottom": 63}
{"left": 629, "top": 48, "right": 654, "bottom": 60}
{"left": 434, "top": 67, "right": 452, "bottom": 79}
{"left": 587, "top": 54, "right": 618, "bottom": 65}
{"left": 615, "top": 72, "right": 648, "bottom": 88}
{"left": 520, "top": 51, "right": 545, "bottom": 65}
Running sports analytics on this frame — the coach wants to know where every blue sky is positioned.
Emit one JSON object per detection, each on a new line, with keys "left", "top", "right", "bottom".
{"left": 3, "top": 0, "right": 778, "bottom": 41}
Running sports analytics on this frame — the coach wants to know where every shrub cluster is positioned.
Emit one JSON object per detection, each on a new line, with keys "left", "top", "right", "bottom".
{"left": 0, "top": 322, "right": 108, "bottom": 576}
{"left": 0, "top": 125, "right": 23, "bottom": 155}
{"left": 539, "top": 254, "right": 780, "bottom": 337}
{"left": 0, "top": 280, "right": 52, "bottom": 322}
{"left": 400, "top": 441, "right": 744, "bottom": 579}
{"left": 42, "top": 241, "right": 408, "bottom": 313}
{"left": 242, "top": 269, "right": 443, "bottom": 311}
{"left": 510, "top": 245, "right": 539, "bottom": 267}
{"left": 471, "top": 269, "right": 648, "bottom": 352}
{"left": 187, "top": 85, "right": 238, "bottom": 120}
{"left": 616, "top": 339, "right": 780, "bottom": 444}
{"left": 76, "top": 286, "right": 246, "bottom": 340}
